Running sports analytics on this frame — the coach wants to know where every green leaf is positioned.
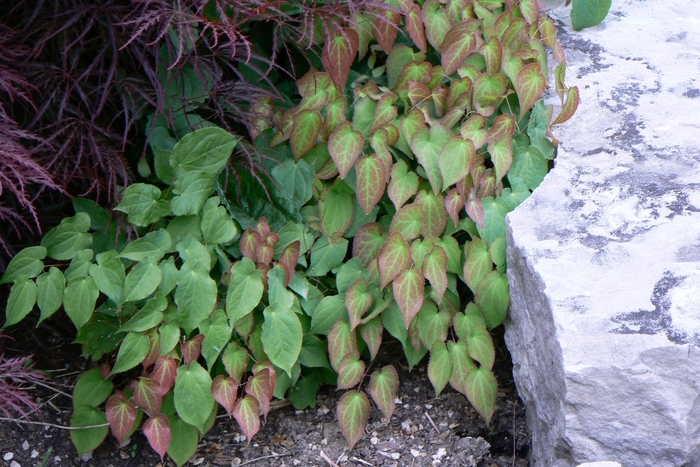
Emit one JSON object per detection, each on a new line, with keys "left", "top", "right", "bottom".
{"left": 422, "top": 0, "right": 450, "bottom": 50}
{"left": 508, "top": 145, "right": 547, "bottom": 190}
{"left": 0, "top": 246, "right": 46, "bottom": 284}
{"left": 441, "top": 23, "right": 477, "bottom": 75}
{"left": 115, "top": 184, "right": 170, "bottom": 227}
{"left": 319, "top": 181, "right": 354, "bottom": 237}
{"left": 336, "top": 257, "right": 370, "bottom": 294}
{"left": 337, "top": 391, "right": 370, "bottom": 449}
{"left": 174, "top": 362, "right": 215, "bottom": 431}
{"left": 299, "top": 335, "right": 331, "bottom": 369}
{"left": 308, "top": 236, "right": 348, "bottom": 277}
{"left": 4, "top": 276, "right": 37, "bottom": 328}
{"left": 175, "top": 265, "right": 218, "bottom": 334}
{"left": 410, "top": 125, "right": 452, "bottom": 194}
{"left": 389, "top": 204, "right": 423, "bottom": 242}
{"left": 36, "top": 267, "right": 65, "bottom": 324}
{"left": 73, "top": 368, "right": 113, "bottom": 408}
{"left": 291, "top": 110, "right": 323, "bottom": 160}
{"left": 201, "top": 197, "right": 237, "bottom": 245}
{"left": 171, "top": 171, "right": 217, "bottom": 217}
{"left": 416, "top": 191, "right": 448, "bottom": 238}
{"left": 464, "top": 237, "right": 491, "bottom": 293}
{"left": 346, "top": 278, "right": 373, "bottom": 331}
{"left": 328, "top": 121, "right": 364, "bottom": 178}
{"left": 488, "top": 135, "right": 513, "bottom": 182}
{"left": 422, "top": 246, "right": 448, "bottom": 304}
{"left": 386, "top": 45, "right": 420, "bottom": 89}
{"left": 388, "top": 160, "right": 419, "bottom": 211}
{"left": 352, "top": 223, "right": 386, "bottom": 266}
{"left": 476, "top": 197, "right": 510, "bottom": 247}
{"left": 63, "top": 249, "right": 93, "bottom": 282}
{"left": 454, "top": 303, "right": 487, "bottom": 340}
{"left": 516, "top": 63, "right": 546, "bottom": 119}
{"left": 170, "top": 127, "right": 239, "bottom": 176}
{"left": 226, "top": 257, "right": 263, "bottom": 324}
{"left": 403, "top": 338, "right": 427, "bottom": 370}
{"left": 378, "top": 232, "right": 411, "bottom": 289}
{"left": 120, "top": 230, "right": 171, "bottom": 262}
{"left": 222, "top": 344, "right": 249, "bottom": 381}
{"left": 289, "top": 373, "right": 322, "bottom": 409}
{"left": 439, "top": 137, "right": 475, "bottom": 191}
{"left": 351, "top": 97, "right": 378, "bottom": 138}
{"left": 552, "top": 86, "right": 580, "bottom": 126}
{"left": 428, "top": 341, "right": 451, "bottom": 397}
{"left": 321, "top": 28, "right": 359, "bottom": 89}
{"left": 310, "top": 295, "right": 347, "bottom": 335}
{"left": 571, "top": 0, "right": 611, "bottom": 31}
{"left": 111, "top": 331, "right": 150, "bottom": 375}
{"left": 167, "top": 215, "right": 202, "bottom": 246}
{"left": 262, "top": 306, "right": 303, "bottom": 377}
{"left": 467, "top": 324, "right": 495, "bottom": 370}
{"left": 41, "top": 214, "right": 93, "bottom": 261}
{"left": 475, "top": 270, "right": 509, "bottom": 329}
{"left": 88, "top": 251, "right": 125, "bottom": 305}
{"left": 159, "top": 321, "right": 181, "bottom": 356}
{"left": 465, "top": 366, "right": 498, "bottom": 424}
{"left": 473, "top": 73, "right": 508, "bottom": 116}
{"left": 167, "top": 416, "right": 199, "bottom": 467}
{"left": 416, "top": 301, "right": 450, "bottom": 350}
{"left": 64, "top": 277, "right": 99, "bottom": 330}
{"left": 393, "top": 267, "right": 425, "bottom": 328}
{"left": 124, "top": 261, "right": 162, "bottom": 302}
{"left": 119, "top": 293, "right": 167, "bottom": 333}
{"left": 159, "top": 257, "right": 179, "bottom": 296}
{"left": 200, "top": 310, "right": 232, "bottom": 370}
{"left": 448, "top": 339, "right": 476, "bottom": 395}
{"left": 271, "top": 159, "right": 315, "bottom": 210}
{"left": 177, "top": 237, "right": 212, "bottom": 271}
{"left": 382, "top": 301, "right": 407, "bottom": 345}
{"left": 356, "top": 155, "right": 388, "bottom": 216}
{"left": 368, "top": 366, "right": 399, "bottom": 420}
{"left": 70, "top": 405, "right": 109, "bottom": 455}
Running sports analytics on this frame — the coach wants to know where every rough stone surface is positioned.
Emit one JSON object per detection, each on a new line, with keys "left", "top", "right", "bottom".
{"left": 504, "top": 1, "right": 700, "bottom": 467}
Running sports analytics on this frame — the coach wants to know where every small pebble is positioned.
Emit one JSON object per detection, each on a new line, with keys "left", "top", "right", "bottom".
{"left": 337, "top": 455, "right": 348, "bottom": 463}
{"left": 230, "top": 459, "right": 241, "bottom": 467}
{"left": 425, "top": 404, "right": 433, "bottom": 409}
{"left": 3, "top": 453, "right": 13, "bottom": 460}
{"left": 293, "top": 460, "right": 301, "bottom": 466}
{"left": 54, "top": 456, "right": 61, "bottom": 463}
{"left": 30, "top": 450, "right": 39, "bottom": 459}
{"left": 433, "top": 447, "right": 447, "bottom": 460}
{"left": 192, "top": 457, "right": 204, "bottom": 465}
{"left": 370, "top": 437, "right": 379, "bottom": 445}
{"left": 10, "top": 461, "right": 20, "bottom": 467}
{"left": 21, "top": 441, "right": 29, "bottom": 451}
{"left": 80, "top": 452, "right": 93, "bottom": 462}
{"left": 411, "top": 449, "right": 421, "bottom": 458}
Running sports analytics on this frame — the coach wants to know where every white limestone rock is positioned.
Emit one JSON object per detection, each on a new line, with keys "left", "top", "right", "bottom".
{"left": 504, "top": 1, "right": 700, "bottom": 466}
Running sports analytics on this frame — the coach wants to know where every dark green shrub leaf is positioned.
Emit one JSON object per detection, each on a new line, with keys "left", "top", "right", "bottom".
{"left": 475, "top": 270, "right": 509, "bottom": 329}
{"left": 73, "top": 368, "right": 113, "bottom": 408}
{"left": 36, "top": 267, "right": 65, "bottom": 324}
{"left": 200, "top": 310, "right": 232, "bottom": 370}
{"left": 271, "top": 159, "right": 315, "bottom": 211}
{"left": 115, "top": 184, "right": 170, "bottom": 227}
{"left": 226, "top": 257, "right": 263, "bottom": 324}
{"left": 170, "top": 127, "right": 239, "bottom": 176}
{"left": 319, "top": 181, "right": 354, "bottom": 237}
{"left": 382, "top": 301, "right": 407, "bottom": 345}
{"left": 465, "top": 366, "right": 497, "bottom": 425}
{"left": 1, "top": 246, "right": 46, "bottom": 284}
{"left": 262, "top": 306, "right": 303, "bottom": 378}
{"left": 509, "top": 145, "right": 547, "bottom": 190}
{"left": 5, "top": 275, "right": 37, "bottom": 327}
{"left": 175, "top": 265, "right": 217, "bottom": 334}
{"left": 290, "top": 373, "right": 322, "bottom": 409}
{"left": 120, "top": 230, "right": 171, "bottom": 262}
{"left": 64, "top": 249, "right": 93, "bottom": 282}
{"left": 171, "top": 171, "right": 217, "bottom": 217}
{"left": 119, "top": 294, "right": 167, "bottom": 333}
{"left": 571, "top": 0, "right": 611, "bottom": 31}
{"left": 308, "top": 236, "right": 348, "bottom": 277}
{"left": 64, "top": 276, "right": 99, "bottom": 331}
{"left": 111, "top": 331, "right": 149, "bottom": 375}
{"left": 70, "top": 405, "right": 108, "bottom": 455}
{"left": 310, "top": 295, "right": 347, "bottom": 335}
{"left": 175, "top": 362, "right": 215, "bottom": 432}
{"left": 337, "top": 390, "right": 370, "bottom": 449}
{"left": 89, "top": 251, "right": 126, "bottom": 305}
{"left": 428, "top": 341, "right": 451, "bottom": 397}
{"left": 167, "top": 415, "right": 199, "bottom": 467}
{"left": 476, "top": 197, "right": 509, "bottom": 246}
{"left": 124, "top": 261, "right": 162, "bottom": 303}
{"left": 299, "top": 335, "right": 331, "bottom": 369}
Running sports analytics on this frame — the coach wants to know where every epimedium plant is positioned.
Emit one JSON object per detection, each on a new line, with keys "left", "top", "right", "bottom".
{"left": 1, "top": 0, "right": 579, "bottom": 463}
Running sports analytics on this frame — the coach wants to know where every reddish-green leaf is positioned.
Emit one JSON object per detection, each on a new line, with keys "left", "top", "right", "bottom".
{"left": 245, "top": 370, "right": 272, "bottom": 420}
{"left": 467, "top": 324, "right": 495, "bottom": 370}
{"left": 106, "top": 392, "right": 137, "bottom": 446}
{"left": 328, "top": 122, "right": 364, "bottom": 178}
{"left": 410, "top": 237, "right": 434, "bottom": 270}
{"left": 353, "top": 223, "right": 386, "bottom": 266}
{"left": 370, "top": 93, "right": 398, "bottom": 133}
{"left": 388, "top": 160, "right": 420, "bottom": 210}
{"left": 132, "top": 377, "right": 162, "bottom": 418}
{"left": 464, "top": 237, "right": 491, "bottom": 293}
{"left": 386, "top": 45, "right": 422, "bottom": 90}
{"left": 516, "top": 63, "right": 546, "bottom": 119}
{"left": 475, "top": 270, "right": 509, "bottom": 329}
{"left": 375, "top": 10, "right": 401, "bottom": 53}
{"left": 552, "top": 86, "right": 580, "bottom": 125}
{"left": 389, "top": 204, "right": 423, "bottom": 242}
{"left": 422, "top": 0, "right": 450, "bottom": 50}
{"left": 239, "top": 229, "right": 261, "bottom": 263}
{"left": 328, "top": 320, "right": 358, "bottom": 371}
{"left": 439, "top": 136, "right": 475, "bottom": 191}
{"left": 432, "top": 87, "right": 448, "bottom": 117}
{"left": 520, "top": 0, "right": 539, "bottom": 24}
{"left": 454, "top": 302, "right": 488, "bottom": 339}
{"left": 212, "top": 375, "right": 238, "bottom": 417}
{"left": 473, "top": 73, "right": 508, "bottom": 116}
{"left": 406, "top": 5, "right": 428, "bottom": 52}
{"left": 393, "top": 267, "right": 425, "bottom": 328}
{"left": 233, "top": 395, "right": 261, "bottom": 443}
{"left": 326, "top": 96, "right": 348, "bottom": 134}
{"left": 422, "top": 246, "right": 448, "bottom": 304}
{"left": 465, "top": 197, "right": 485, "bottom": 229}
{"left": 448, "top": 340, "right": 476, "bottom": 396}
{"left": 181, "top": 334, "right": 204, "bottom": 366}
{"left": 356, "top": 155, "right": 388, "bottom": 215}
{"left": 407, "top": 81, "right": 432, "bottom": 107}
{"left": 337, "top": 353, "right": 365, "bottom": 390}
{"left": 488, "top": 114, "right": 515, "bottom": 143}
{"left": 346, "top": 278, "right": 373, "bottom": 330}
{"left": 488, "top": 135, "right": 512, "bottom": 182}
{"left": 369, "top": 366, "right": 399, "bottom": 420}
{"left": 428, "top": 341, "right": 451, "bottom": 397}
{"left": 480, "top": 36, "right": 502, "bottom": 75}
{"left": 370, "top": 128, "right": 393, "bottom": 174}
{"left": 143, "top": 414, "right": 171, "bottom": 461}
{"left": 395, "top": 61, "right": 433, "bottom": 100}
{"left": 410, "top": 125, "right": 452, "bottom": 194}
{"left": 415, "top": 191, "right": 448, "bottom": 238}
{"left": 460, "top": 115, "right": 487, "bottom": 149}
{"left": 441, "top": 24, "right": 477, "bottom": 75}
{"left": 447, "top": 78, "right": 472, "bottom": 111}
{"left": 322, "top": 28, "right": 359, "bottom": 89}
{"left": 465, "top": 367, "right": 497, "bottom": 425}
{"left": 416, "top": 301, "right": 450, "bottom": 349}
{"left": 353, "top": 13, "right": 375, "bottom": 60}
{"left": 279, "top": 241, "right": 301, "bottom": 286}
{"left": 359, "top": 317, "right": 383, "bottom": 360}
{"left": 252, "top": 361, "right": 277, "bottom": 395}
{"left": 290, "top": 110, "right": 323, "bottom": 160}
{"left": 445, "top": 189, "right": 465, "bottom": 226}
{"left": 378, "top": 231, "right": 411, "bottom": 289}
{"left": 337, "top": 391, "right": 371, "bottom": 449}
{"left": 222, "top": 344, "right": 249, "bottom": 382}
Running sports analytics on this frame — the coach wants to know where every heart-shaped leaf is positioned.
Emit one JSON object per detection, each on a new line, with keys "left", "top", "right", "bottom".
{"left": 181, "top": 334, "right": 205, "bottom": 366}
{"left": 388, "top": 160, "right": 420, "bottom": 210}
{"left": 356, "top": 155, "right": 388, "bottom": 215}
{"left": 337, "top": 390, "right": 370, "bottom": 449}
{"left": 465, "top": 366, "right": 497, "bottom": 425}
{"left": 516, "top": 63, "right": 546, "bottom": 119}
{"left": 552, "top": 86, "right": 580, "bottom": 125}
{"left": 422, "top": 245, "right": 448, "bottom": 304}
{"left": 428, "top": 341, "right": 451, "bottom": 397}
{"left": 406, "top": 5, "right": 427, "bottom": 52}
{"left": 467, "top": 324, "right": 495, "bottom": 370}
{"left": 328, "top": 122, "right": 364, "bottom": 178}
{"left": 132, "top": 377, "right": 162, "bottom": 418}
{"left": 174, "top": 362, "right": 215, "bottom": 432}
{"left": 337, "top": 353, "right": 365, "bottom": 390}
{"left": 441, "top": 23, "right": 477, "bottom": 75}
{"left": 389, "top": 204, "right": 423, "bottom": 242}
{"left": 422, "top": 0, "right": 450, "bottom": 50}
{"left": 410, "top": 125, "right": 452, "bottom": 194}
{"left": 233, "top": 395, "right": 261, "bottom": 443}
{"left": 143, "top": 414, "right": 171, "bottom": 462}
{"left": 393, "top": 267, "right": 425, "bottom": 328}
{"left": 488, "top": 135, "right": 512, "bottom": 183}
{"left": 448, "top": 339, "right": 476, "bottom": 396}
{"left": 353, "top": 223, "right": 386, "bottom": 266}
{"left": 445, "top": 189, "right": 465, "bottom": 226}
{"left": 106, "top": 392, "right": 137, "bottom": 446}
{"left": 370, "top": 128, "right": 393, "bottom": 174}
{"left": 370, "top": 93, "right": 398, "bottom": 133}
{"left": 346, "top": 278, "right": 373, "bottom": 330}
{"left": 378, "top": 231, "right": 411, "bottom": 289}
{"left": 454, "top": 302, "right": 488, "bottom": 340}
{"left": 245, "top": 370, "right": 272, "bottom": 420}
{"left": 439, "top": 136, "right": 475, "bottom": 191}
{"left": 416, "top": 301, "right": 450, "bottom": 349}
{"left": 369, "top": 365, "right": 399, "bottom": 420}
{"left": 359, "top": 317, "right": 383, "bottom": 360}
{"left": 150, "top": 356, "right": 178, "bottom": 395}
{"left": 475, "top": 270, "right": 509, "bottom": 329}
{"left": 70, "top": 405, "right": 109, "bottom": 456}
{"left": 415, "top": 191, "right": 448, "bottom": 238}
{"left": 465, "top": 196, "right": 485, "bottom": 229}
{"left": 222, "top": 344, "right": 249, "bottom": 382}
{"left": 290, "top": 110, "right": 323, "bottom": 160}
{"left": 407, "top": 81, "right": 432, "bottom": 107}
{"left": 328, "top": 320, "right": 358, "bottom": 371}
{"left": 322, "top": 28, "right": 359, "bottom": 89}
{"left": 375, "top": 10, "right": 401, "bottom": 53}
{"left": 460, "top": 115, "right": 487, "bottom": 149}
{"left": 571, "top": 0, "right": 611, "bottom": 31}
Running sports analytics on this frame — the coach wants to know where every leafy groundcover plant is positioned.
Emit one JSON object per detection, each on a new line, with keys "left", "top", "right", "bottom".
{"left": 1, "top": 0, "right": 578, "bottom": 464}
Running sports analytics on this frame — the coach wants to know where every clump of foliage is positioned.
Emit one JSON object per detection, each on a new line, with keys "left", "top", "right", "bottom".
{"left": 1, "top": 0, "right": 579, "bottom": 463}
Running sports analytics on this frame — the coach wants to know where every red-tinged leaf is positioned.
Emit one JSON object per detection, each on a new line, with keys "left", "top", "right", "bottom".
{"left": 445, "top": 189, "right": 465, "bottom": 226}
{"left": 448, "top": 78, "right": 472, "bottom": 110}
{"left": 552, "top": 86, "right": 580, "bottom": 125}
{"left": 375, "top": 10, "right": 401, "bottom": 53}
{"left": 516, "top": 63, "right": 546, "bottom": 119}
{"left": 181, "top": 334, "right": 204, "bottom": 366}
{"left": 356, "top": 155, "right": 388, "bottom": 215}
{"left": 464, "top": 236, "right": 491, "bottom": 293}
{"left": 393, "top": 267, "right": 425, "bottom": 328}
{"left": 520, "top": 0, "right": 539, "bottom": 24}
{"left": 410, "top": 237, "right": 435, "bottom": 270}
{"left": 465, "top": 366, "right": 497, "bottom": 425}
{"left": 370, "top": 93, "right": 398, "bottom": 133}
{"left": 106, "top": 392, "right": 137, "bottom": 446}
{"left": 346, "top": 278, "right": 373, "bottom": 331}
{"left": 448, "top": 340, "right": 476, "bottom": 396}
{"left": 388, "top": 160, "right": 420, "bottom": 211}
{"left": 233, "top": 395, "right": 261, "bottom": 443}
{"left": 454, "top": 303, "right": 487, "bottom": 340}
{"left": 488, "top": 135, "right": 512, "bottom": 182}
{"left": 494, "top": 8, "right": 513, "bottom": 36}
{"left": 328, "top": 121, "right": 364, "bottom": 179}
{"left": 441, "top": 107, "right": 464, "bottom": 128}
{"left": 132, "top": 377, "right": 162, "bottom": 418}
{"left": 143, "top": 414, "right": 171, "bottom": 461}
{"left": 407, "top": 81, "right": 432, "bottom": 107}
{"left": 245, "top": 370, "right": 272, "bottom": 421}
{"left": 326, "top": 96, "right": 348, "bottom": 134}
{"left": 465, "top": 197, "right": 485, "bottom": 229}
{"left": 369, "top": 366, "right": 399, "bottom": 420}
{"left": 328, "top": 320, "right": 358, "bottom": 371}
{"left": 441, "top": 25, "right": 477, "bottom": 75}
{"left": 460, "top": 115, "right": 488, "bottom": 149}
{"left": 259, "top": 240, "right": 275, "bottom": 265}
{"left": 240, "top": 229, "right": 261, "bottom": 263}
{"left": 439, "top": 136, "right": 475, "bottom": 191}
{"left": 389, "top": 204, "right": 423, "bottom": 242}
{"left": 271, "top": 109, "right": 296, "bottom": 147}
{"left": 477, "top": 171, "right": 497, "bottom": 198}
{"left": 353, "top": 223, "right": 386, "bottom": 266}
{"left": 539, "top": 16, "right": 557, "bottom": 49}
{"left": 479, "top": 36, "right": 502, "bottom": 75}
{"left": 428, "top": 341, "right": 451, "bottom": 397}
{"left": 431, "top": 87, "right": 449, "bottom": 117}
{"left": 416, "top": 301, "right": 450, "bottom": 350}
{"left": 359, "top": 317, "right": 383, "bottom": 360}
{"left": 386, "top": 123, "right": 400, "bottom": 145}
{"left": 279, "top": 241, "right": 300, "bottom": 286}
{"left": 400, "top": 108, "right": 426, "bottom": 148}
{"left": 297, "top": 70, "right": 327, "bottom": 97}
{"left": 487, "top": 114, "right": 515, "bottom": 143}
{"left": 150, "top": 356, "right": 177, "bottom": 396}
{"left": 468, "top": 324, "right": 495, "bottom": 370}
{"left": 290, "top": 110, "right": 323, "bottom": 160}
{"left": 378, "top": 231, "right": 411, "bottom": 289}
{"left": 212, "top": 375, "right": 238, "bottom": 417}
{"left": 422, "top": 0, "right": 450, "bottom": 50}
{"left": 406, "top": 5, "right": 428, "bottom": 52}
{"left": 407, "top": 316, "right": 423, "bottom": 352}
{"left": 395, "top": 61, "right": 433, "bottom": 100}
{"left": 473, "top": 73, "right": 508, "bottom": 116}
{"left": 252, "top": 361, "right": 277, "bottom": 396}
{"left": 222, "top": 344, "right": 249, "bottom": 382}
{"left": 386, "top": 44, "right": 421, "bottom": 90}
{"left": 415, "top": 191, "right": 448, "bottom": 238}
{"left": 322, "top": 28, "right": 359, "bottom": 89}
{"left": 422, "top": 246, "right": 448, "bottom": 304}
{"left": 370, "top": 128, "right": 393, "bottom": 174}
{"left": 337, "top": 353, "right": 365, "bottom": 390}
{"left": 337, "top": 391, "right": 370, "bottom": 449}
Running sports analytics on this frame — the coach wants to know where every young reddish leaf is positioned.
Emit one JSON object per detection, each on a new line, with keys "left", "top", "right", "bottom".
{"left": 468, "top": 324, "right": 496, "bottom": 370}
{"left": 378, "top": 231, "right": 411, "bottom": 289}
{"left": 212, "top": 375, "right": 238, "bottom": 417}
{"left": 233, "top": 395, "right": 261, "bottom": 443}
{"left": 106, "top": 392, "right": 137, "bottom": 446}
{"left": 222, "top": 344, "right": 249, "bottom": 382}
{"left": 480, "top": 36, "right": 503, "bottom": 75}
{"left": 415, "top": 191, "right": 448, "bottom": 238}
{"left": 410, "top": 125, "right": 452, "bottom": 195}
{"left": 258, "top": 240, "right": 275, "bottom": 265}
{"left": 369, "top": 365, "right": 399, "bottom": 420}
{"left": 141, "top": 328, "right": 161, "bottom": 371}
{"left": 477, "top": 171, "right": 497, "bottom": 198}
{"left": 279, "top": 241, "right": 301, "bottom": 286}
{"left": 431, "top": 87, "right": 448, "bottom": 117}
{"left": 322, "top": 28, "right": 359, "bottom": 89}
{"left": 448, "top": 340, "right": 476, "bottom": 396}
{"left": 346, "top": 278, "right": 373, "bottom": 331}
{"left": 488, "top": 135, "right": 513, "bottom": 182}
{"left": 501, "top": 17, "right": 526, "bottom": 47}
{"left": 410, "top": 237, "right": 435, "bottom": 270}
{"left": 370, "top": 94, "right": 398, "bottom": 133}
{"left": 447, "top": 78, "right": 472, "bottom": 110}
{"left": 326, "top": 96, "right": 348, "bottom": 134}
{"left": 465, "top": 367, "right": 498, "bottom": 425}
{"left": 389, "top": 204, "right": 423, "bottom": 242}
{"left": 428, "top": 341, "right": 452, "bottom": 397}
{"left": 516, "top": 63, "right": 546, "bottom": 119}
{"left": 239, "top": 229, "right": 261, "bottom": 263}
{"left": 439, "top": 136, "right": 475, "bottom": 191}
{"left": 393, "top": 267, "right": 425, "bottom": 328}
{"left": 406, "top": 5, "right": 428, "bottom": 52}
{"left": 539, "top": 16, "right": 557, "bottom": 49}
{"left": 252, "top": 361, "right": 277, "bottom": 397}
{"left": 143, "top": 414, "right": 171, "bottom": 462}
{"left": 441, "top": 25, "right": 477, "bottom": 75}
{"left": 245, "top": 370, "right": 272, "bottom": 421}
{"left": 337, "top": 391, "right": 371, "bottom": 449}
{"left": 422, "top": 0, "right": 450, "bottom": 50}
{"left": 407, "top": 82, "right": 432, "bottom": 107}
{"left": 416, "top": 302, "right": 450, "bottom": 350}
{"left": 445, "top": 189, "right": 465, "bottom": 226}
{"left": 132, "top": 377, "right": 162, "bottom": 418}
{"left": 520, "top": 0, "right": 540, "bottom": 24}
{"left": 422, "top": 246, "right": 448, "bottom": 304}
{"left": 149, "top": 356, "right": 177, "bottom": 395}
{"left": 460, "top": 115, "right": 488, "bottom": 149}
{"left": 181, "top": 334, "right": 204, "bottom": 366}
{"left": 356, "top": 155, "right": 388, "bottom": 215}
{"left": 353, "top": 223, "right": 386, "bottom": 266}
{"left": 271, "top": 109, "right": 296, "bottom": 147}
{"left": 395, "top": 62, "right": 433, "bottom": 100}
{"left": 375, "top": 10, "right": 401, "bottom": 53}
{"left": 487, "top": 114, "right": 515, "bottom": 143}
{"left": 465, "top": 197, "right": 485, "bottom": 229}
{"left": 388, "top": 161, "right": 420, "bottom": 211}
{"left": 552, "top": 86, "right": 580, "bottom": 125}
{"left": 400, "top": 109, "right": 426, "bottom": 150}
{"left": 473, "top": 73, "right": 509, "bottom": 116}
{"left": 290, "top": 110, "right": 323, "bottom": 160}
{"left": 359, "top": 317, "right": 383, "bottom": 360}
{"left": 328, "top": 122, "right": 364, "bottom": 179}
{"left": 337, "top": 353, "right": 365, "bottom": 390}
{"left": 328, "top": 320, "right": 358, "bottom": 371}
{"left": 370, "top": 128, "right": 393, "bottom": 174}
